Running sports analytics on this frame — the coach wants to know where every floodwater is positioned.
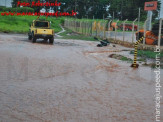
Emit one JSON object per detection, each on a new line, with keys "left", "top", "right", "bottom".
{"left": 0, "top": 33, "right": 162, "bottom": 122}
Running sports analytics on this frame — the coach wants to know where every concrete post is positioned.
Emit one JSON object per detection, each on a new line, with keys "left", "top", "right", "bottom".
{"left": 91, "top": 22, "right": 93, "bottom": 36}
{"left": 146, "top": 11, "right": 153, "bottom": 31}
{"left": 96, "top": 21, "right": 97, "bottom": 37}
{"left": 82, "top": 21, "right": 83, "bottom": 34}
{"left": 123, "top": 19, "right": 128, "bottom": 42}
{"left": 80, "top": 21, "right": 81, "bottom": 33}
{"left": 103, "top": 21, "right": 106, "bottom": 39}
{"left": 114, "top": 20, "right": 119, "bottom": 40}
{"left": 132, "top": 18, "right": 137, "bottom": 43}
{"left": 108, "top": 20, "right": 112, "bottom": 38}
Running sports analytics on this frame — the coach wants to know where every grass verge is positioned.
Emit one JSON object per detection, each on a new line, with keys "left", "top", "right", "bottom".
{"left": 130, "top": 50, "right": 163, "bottom": 59}
{"left": 0, "top": 15, "right": 64, "bottom": 33}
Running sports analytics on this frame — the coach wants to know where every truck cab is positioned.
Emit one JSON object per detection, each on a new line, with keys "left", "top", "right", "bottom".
{"left": 28, "top": 19, "right": 54, "bottom": 44}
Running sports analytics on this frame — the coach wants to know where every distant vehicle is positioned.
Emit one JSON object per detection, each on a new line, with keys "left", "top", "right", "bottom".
{"left": 28, "top": 17, "right": 54, "bottom": 44}
{"left": 119, "top": 24, "right": 137, "bottom": 31}
{"left": 135, "top": 22, "right": 163, "bottom": 45}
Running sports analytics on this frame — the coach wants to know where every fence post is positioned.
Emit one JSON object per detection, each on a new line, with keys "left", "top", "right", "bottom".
{"left": 72, "top": 20, "right": 73, "bottom": 30}
{"left": 64, "top": 19, "right": 66, "bottom": 27}
{"left": 72, "top": 20, "right": 74, "bottom": 31}
{"left": 85, "top": 21, "right": 86, "bottom": 35}
{"left": 71, "top": 20, "right": 72, "bottom": 30}
{"left": 99, "top": 22, "right": 103, "bottom": 38}
{"left": 74, "top": 20, "right": 76, "bottom": 32}
{"left": 103, "top": 21, "right": 106, "bottom": 39}
{"left": 96, "top": 21, "right": 97, "bottom": 37}
{"left": 70, "top": 20, "right": 72, "bottom": 30}
{"left": 143, "top": 19, "right": 149, "bottom": 45}
{"left": 72, "top": 20, "right": 73, "bottom": 31}
{"left": 85, "top": 22, "right": 86, "bottom": 35}
{"left": 91, "top": 21, "right": 93, "bottom": 36}
{"left": 158, "top": 18, "right": 163, "bottom": 47}
{"left": 108, "top": 20, "right": 112, "bottom": 38}
{"left": 123, "top": 19, "right": 128, "bottom": 43}
{"left": 79, "top": 21, "right": 81, "bottom": 33}
{"left": 114, "top": 20, "right": 119, "bottom": 40}
{"left": 76, "top": 21, "right": 77, "bottom": 32}
{"left": 66, "top": 20, "right": 68, "bottom": 28}
{"left": 76, "top": 21, "right": 78, "bottom": 32}
{"left": 97, "top": 21, "right": 100, "bottom": 38}
{"left": 89, "top": 22, "right": 91, "bottom": 36}
{"left": 87, "top": 21, "right": 89, "bottom": 35}
{"left": 69, "top": 20, "right": 70, "bottom": 29}
{"left": 132, "top": 18, "right": 137, "bottom": 43}
{"left": 82, "top": 21, "right": 83, "bottom": 34}
{"left": 74, "top": 20, "right": 75, "bottom": 32}
{"left": 77, "top": 21, "right": 79, "bottom": 32}
{"left": 78, "top": 21, "right": 80, "bottom": 32}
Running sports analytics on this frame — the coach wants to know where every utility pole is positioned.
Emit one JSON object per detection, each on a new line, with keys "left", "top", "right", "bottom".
{"left": 146, "top": 11, "right": 153, "bottom": 30}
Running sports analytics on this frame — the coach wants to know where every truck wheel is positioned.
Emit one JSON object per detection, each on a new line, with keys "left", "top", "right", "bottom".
{"left": 32, "top": 37, "right": 36, "bottom": 43}
{"left": 28, "top": 32, "right": 32, "bottom": 40}
{"left": 28, "top": 35, "right": 32, "bottom": 40}
{"left": 49, "top": 37, "right": 54, "bottom": 44}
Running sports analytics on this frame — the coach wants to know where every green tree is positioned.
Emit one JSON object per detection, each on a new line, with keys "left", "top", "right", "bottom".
{"left": 109, "top": 0, "right": 160, "bottom": 21}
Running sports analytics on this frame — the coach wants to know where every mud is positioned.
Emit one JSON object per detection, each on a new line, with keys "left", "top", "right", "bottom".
{"left": 0, "top": 33, "right": 162, "bottom": 122}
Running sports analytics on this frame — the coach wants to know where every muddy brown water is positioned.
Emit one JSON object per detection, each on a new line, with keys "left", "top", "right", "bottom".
{"left": 0, "top": 33, "right": 162, "bottom": 122}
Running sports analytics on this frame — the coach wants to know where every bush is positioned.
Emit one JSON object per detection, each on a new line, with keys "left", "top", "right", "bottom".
{"left": 2, "top": 7, "right": 12, "bottom": 12}
{"left": 18, "top": 7, "right": 34, "bottom": 13}
{"left": 0, "top": 6, "right": 6, "bottom": 11}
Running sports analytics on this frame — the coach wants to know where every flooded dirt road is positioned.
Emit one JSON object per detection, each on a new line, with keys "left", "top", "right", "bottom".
{"left": 0, "top": 33, "right": 162, "bottom": 122}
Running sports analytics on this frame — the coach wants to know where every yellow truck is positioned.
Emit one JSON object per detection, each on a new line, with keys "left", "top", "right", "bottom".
{"left": 28, "top": 18, "right": 54, "bottom": 44}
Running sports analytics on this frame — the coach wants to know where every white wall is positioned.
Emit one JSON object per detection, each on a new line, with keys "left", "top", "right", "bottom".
{"left": 160, "top": 0, "right": 163, "bottom": 18}
{"left": 0, "top": 0, "right": 12, "bottom": 7}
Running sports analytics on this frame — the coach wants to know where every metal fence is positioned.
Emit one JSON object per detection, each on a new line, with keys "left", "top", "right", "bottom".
{"left": 64, "top": 19, "right": 163, "bottom": 46}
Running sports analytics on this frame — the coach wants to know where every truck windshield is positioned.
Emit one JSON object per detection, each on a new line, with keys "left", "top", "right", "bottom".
{"left": 35, "top": 21, "right": 48, "bottom": 27}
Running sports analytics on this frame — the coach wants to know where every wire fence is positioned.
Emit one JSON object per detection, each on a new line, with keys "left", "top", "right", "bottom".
{"left": 64, "top": 19, "right": 163, "bottom": 46}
